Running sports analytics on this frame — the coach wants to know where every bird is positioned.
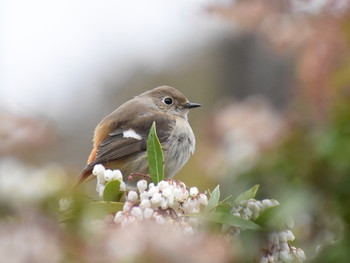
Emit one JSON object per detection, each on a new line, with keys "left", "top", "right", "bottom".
{"left": 76, "top": 86, "right": 201, "bottom": 185}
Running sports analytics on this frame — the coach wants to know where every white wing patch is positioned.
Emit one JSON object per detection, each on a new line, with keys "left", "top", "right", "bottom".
{"left": 123, "top": 129, "right": 142, "bottom": 140}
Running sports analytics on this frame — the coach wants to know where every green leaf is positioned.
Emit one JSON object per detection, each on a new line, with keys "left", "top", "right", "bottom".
{"left": 255, "top": 200, "right": 294, "bottom": 229}
{"left": 190, "top": 212, "right": 260, "bottom": 230}
{"left": 210, "top": 212, "right": 261, "bottom": 230}
{"left": 147, "top": 122, "right": 164, "bottom": 185}
{"left": 103, "top": 180, "right": 123, "bottom": 202}
{"left": 234, "top": 185, "right": 259, "bottom": 204}
{"left": 88, "top": 201, "right": 124, "bottom": 214}
{"left": 214, "top": 202, "right": 232, "bottom": 214}
{"left": 206, "top": 185, "right": 220, "bottom": 212}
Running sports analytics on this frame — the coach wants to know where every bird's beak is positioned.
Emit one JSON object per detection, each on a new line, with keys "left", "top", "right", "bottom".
{"left": 184, "top": 102, "right": 201, "bottom": 109}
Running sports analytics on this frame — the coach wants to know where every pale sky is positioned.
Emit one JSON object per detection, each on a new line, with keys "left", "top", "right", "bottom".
{"left": 2, "top": 0, "right": 338, "bottom": 121}
{"left": 1, "top": 0, "right": 225, "bottom": 119}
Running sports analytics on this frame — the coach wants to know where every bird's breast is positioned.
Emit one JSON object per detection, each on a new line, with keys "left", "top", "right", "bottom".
{"left": 162, "top": 118, "right": 195, "bottom": 178}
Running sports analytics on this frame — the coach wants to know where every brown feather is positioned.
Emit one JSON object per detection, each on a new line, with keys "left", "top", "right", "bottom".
{"left": 87, "top": 116, "right": 115, "bottom": 164}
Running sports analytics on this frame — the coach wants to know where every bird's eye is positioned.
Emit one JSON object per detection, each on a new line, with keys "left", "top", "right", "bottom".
{"left": 163, "top": 97, "right": 173, "bottom": 105}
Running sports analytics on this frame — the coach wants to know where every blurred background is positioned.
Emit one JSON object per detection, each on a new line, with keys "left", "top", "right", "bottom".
{"left": 2, "top": 0, "right": 350, "bottom": 262}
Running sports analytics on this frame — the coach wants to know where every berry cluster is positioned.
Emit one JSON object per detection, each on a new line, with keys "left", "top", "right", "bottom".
{"left": 114, "top": 179, "right": 208, "bottom": 234}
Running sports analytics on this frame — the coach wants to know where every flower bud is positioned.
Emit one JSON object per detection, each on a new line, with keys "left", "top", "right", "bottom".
{"left": 143, "top": 208, "right": 154, "bottom": 219}
{"left": 151, "top": 192, "right": 162, "bottom": 205}
{"left": 104, "top": 169, "right": 116, "bottom": 181}
{"left": 113, "top": 169, "right": 123, "bottom": 181}
{"left": 158, "top": 180, "right": 169, "bottom": 191}
{"left": 190, "top": 187, "right": 199, "bottom": 197}
{"left": 92, "top": 164, "right": 105, "bottom": 177}
{"left": 119, "top": 181, "right": 126, "bottom": 191}
{"left": 127, "top": 191, "right": 138, "bottom": 203}
{"left": 131, "top": 207, "right": 143, "bottom": 221}
{"left": 140, "top": 199, "right": 151, "bottom": 209}
{"left": 114, "top": 211, "right": 123, "bottom": 223}
{"left": 285, "top": 230, "right": 295, "bottom": 241}
{"left": 137, "top": 179, "right": 148, "bottom": 193}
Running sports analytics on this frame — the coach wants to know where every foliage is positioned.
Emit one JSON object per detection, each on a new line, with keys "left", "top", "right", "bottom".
{"left": 0, "top": 124, "right": 307, "bottom": 263}
{"left": 147, "top": 121, "right": 165, "bottom": 185}
{"left": 77, "top": 127, "right": 305, "bottom": 262}
{"left": 222, "top": 75, "right": 350, "bottom": 262}
{"left": 103, "top": 180, "right": 123, "bottom": 202}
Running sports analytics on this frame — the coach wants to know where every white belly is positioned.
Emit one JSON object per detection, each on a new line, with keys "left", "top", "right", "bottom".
{"left": 162, "top": 118, "right": 195, "bottom": 178}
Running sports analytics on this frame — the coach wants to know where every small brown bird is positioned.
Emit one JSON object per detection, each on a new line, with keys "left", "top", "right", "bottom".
{"left": 77, "top": 86, "right": 201, "bottom": 185}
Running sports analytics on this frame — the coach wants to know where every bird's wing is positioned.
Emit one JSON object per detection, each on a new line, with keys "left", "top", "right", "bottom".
{"left": 78, "top": 112, "right": 175, "bottom": 183}
{"left": 93, "top": 113, "right": 174, "bottom": 164}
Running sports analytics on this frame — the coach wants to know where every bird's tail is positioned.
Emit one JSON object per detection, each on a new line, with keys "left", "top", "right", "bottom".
{"left": 73, "top": 165, "right": 94, "bottom": 188}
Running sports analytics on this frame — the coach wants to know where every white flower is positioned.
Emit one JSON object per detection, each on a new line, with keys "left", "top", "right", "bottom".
{"left": 119, "top": 181, "right": 126, "bottom": 191}
{"left": 137, "top": 180, "right": 148, "bottom": 193}
{"left": 151, "top": 192, "right": 162, "bottom": 205}
{"left": 112, "top": 179, "right": 210, "bottom": 235}
{"left": 173, "top": 187, "right": 188, "bottom": 201}
{"left": 182, "top": 201, "right": 190, "bottom": 213}
{"left": 285, "top": 230, "right": 295, "bottom": 241}
{"left": 268, "top": 232, "right": 279, "bottom": 245}
{"left": 241, "top": 213, "right": 249, "bottom": 220}
{"left": 242, "top": 208, "right": 253, "bottom": 219}
{"left": 97, "top": 173, "right": 106, "bottom": 185}
{"left": 158, "top": 180, "right": 169, "bottom": 191}
{"left": 140, "top": 199, "right": 151, "bottom": 209}
{"left": 104, "top": 169, "right": 116, "bottom": 181}
{"left": 270, "top": 199, "right": 280, "bottom": 206}
{"left": 154, "top": 214, "right": 165, "bottom": 224}
{"left": 170, "top": 201, "right": 180, "bottom": 211}
{"left": 92, "top": 164, "right": 105, "bottom": 177}
{"left": 160, "top": 198, "right": 168, "bottom": 209}
{"left": 262, "top": 199, "right": 272, "bottom": 208}
{"left": 131, "top": 207, "right": 143, "bottom": 221}
{"left": 254, "top": 201, "right": 264, "bottom": 212}
{"left": 113, "top": 169, "right": 123, "bottom": 181}
{"left": 147, "top": 186, "right": 159, "bottom": 196}
{"left": 188, "top": 197, "right": 197, "bottom": 209}
{"left": 123, "top": 201, "right": 132, "bottom": 211}
{"left": 198, "top": 194, "right": 208, "bottom": 206}
{"left": 279, "top": 231, "right": 287, "bottom": 242}
{"left": 166, "top": 194, "right": 175, "bottom": 207}
{"left": 190, "top": 187, "right": 199, "bottom": 197}
{"left": 280, "top": 242, "right": 289, "bottom": 252}
{"left": 295, "top": 249, "right": 306, "bottom": 261}
{"left": 162, "top": 187, "right": 172, "bottom": 198}
{"left": 185, "top": 198, "right": 199, "bottom": 213}
{"left": 121, "top": 216, "right": 136, "bottom": 227}
{"left": 143, "top": 208, "right": 154, "bottom": 219}
{"left": 140, "top": 192, "right": 149, "bottom": 201}
{"left": 127, "top": 191, "right": 138, "bottom": 203}
{"left": 247, "top": 200, "right": 260, "bottom": 212}
{"left": 98, "top": 185, "right": 105, "bottom": 197}
{"left": 114, "top": 211, "right": 123, "bottom": 223}
{"left": 267, "top": 254, "right": 275, "bottom": 263}
{"left": 279, "top": 250, "right": 292, "bottom": 262}
{"left": 172, "top": 187, "right": 182, "bottom": 200}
